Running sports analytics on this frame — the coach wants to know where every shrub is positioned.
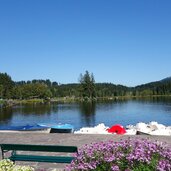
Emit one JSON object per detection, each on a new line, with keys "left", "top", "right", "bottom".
{"left": 0, "top": 159, "right": 14, "bottom": 171}
{"left": 65, "top": 138, "right": 171, "bottom": 171}
{"left": 0, "top": 159, "right": 34, "bottom": 171}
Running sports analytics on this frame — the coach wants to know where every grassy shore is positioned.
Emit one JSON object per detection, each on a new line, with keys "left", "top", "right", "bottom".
{"left": 1, "top": 95, "right": 171, "bottom": 107}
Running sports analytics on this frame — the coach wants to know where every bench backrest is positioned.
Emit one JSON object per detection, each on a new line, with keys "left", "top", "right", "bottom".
{"left": 0, "top": 144, "right": 78, "bottom": 153}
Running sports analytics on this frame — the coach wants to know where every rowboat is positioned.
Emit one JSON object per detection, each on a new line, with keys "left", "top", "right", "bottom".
{"left": 38, "top": 123, "right": 74, "bottom": 133}
{"left": 0, "top": 124, "right": 51, "bottom": 133}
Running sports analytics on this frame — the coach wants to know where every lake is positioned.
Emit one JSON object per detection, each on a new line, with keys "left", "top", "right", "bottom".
{"left": 0, "top": 97, "right": 171, "bottom": 130}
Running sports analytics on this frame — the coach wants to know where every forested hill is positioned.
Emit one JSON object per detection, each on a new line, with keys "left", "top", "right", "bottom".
{"left": 133, "top": 77, "right": 171, "bottom": 96}
{"left": 161, "top": 76, "right": 171, "bottom": 82}
{"left": 0, "top": 72, "right": 171, "bottom": 100}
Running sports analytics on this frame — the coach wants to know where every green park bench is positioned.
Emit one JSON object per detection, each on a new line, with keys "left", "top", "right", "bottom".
{"left": 0, "top": 144, "right": 78, "bottom": 163}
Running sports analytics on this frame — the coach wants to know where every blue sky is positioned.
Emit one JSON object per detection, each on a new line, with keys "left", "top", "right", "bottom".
{"left": 0, "top": 0, "right": 171, "bottom": 86}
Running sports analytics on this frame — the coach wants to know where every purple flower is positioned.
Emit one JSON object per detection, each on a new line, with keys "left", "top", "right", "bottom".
{"left": 157, "top": 159, "right": 171, "bottom": 171}
{"left": 111, "top": 165, "right": 120, "bottom": 171}
{"left": 65, "top": 138, "right": 171, "bottom": 171}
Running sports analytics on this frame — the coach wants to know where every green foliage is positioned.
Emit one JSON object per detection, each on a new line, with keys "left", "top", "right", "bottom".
{"left": 0, "top": 159, "right": 34, "bottom": 171}
{"left": 0, "top": 159, "right": 13, "bottom": 171}
{"left": 0, "top": 73, "right": 14, "bottom": 99}
{"left": 95, "top": 83, "right": 128, "bottom": 97}
{"left": 0, "top": 85, "right": 3, "bottom": 99}
{"left": 79, "top": 71, "right": 96, "bottom": 101}
{"left": 134, "top": 78, "right": 171, "bottom": 96}
{"left": 11, "top": 83, "right": 52, "bottom": 100}
{"left": 1, "top": 72, "right": 171, "bottom": 101}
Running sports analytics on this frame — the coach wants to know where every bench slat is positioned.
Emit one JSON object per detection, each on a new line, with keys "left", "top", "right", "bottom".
{"left": 0, "top": 144, "right": 78, "bottom": 163}
{"left": 9, "top": 155, "right": 75, "bottom": 163}
{"left": 0, "top": 144, "right": 77, "bottom": 153}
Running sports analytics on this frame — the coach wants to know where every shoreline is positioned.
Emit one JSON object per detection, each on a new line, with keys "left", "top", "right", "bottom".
{"left": 1, "top": 95, "right": 171, "bottom": 105}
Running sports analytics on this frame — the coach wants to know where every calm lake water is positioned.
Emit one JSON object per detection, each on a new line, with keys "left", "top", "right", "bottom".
{"left": 0, "top": 97, "right": 171, "bottom": 130}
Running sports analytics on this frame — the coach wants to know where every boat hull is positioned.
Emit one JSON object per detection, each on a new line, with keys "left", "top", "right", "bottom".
{"left": 50, "top": 128, "right": 73, "bottom": 133}
{"left": 38, "top": 123, "right": 74, "bottom": 133}
{"left": 0, "top": 124, "right": 74, "bottom": 133}
{"left": 0, "top": 125, "right": 51, "bottom": 133}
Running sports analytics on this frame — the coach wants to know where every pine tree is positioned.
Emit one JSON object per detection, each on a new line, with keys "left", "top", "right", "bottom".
{"left": 79, "top": 71, "right": 96, "bottom": 101}
{"left": 0, "top": 73, "right": 14, "bottom": 99}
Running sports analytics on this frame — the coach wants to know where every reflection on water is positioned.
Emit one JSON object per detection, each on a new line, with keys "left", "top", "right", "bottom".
{"left": 0, "top": 107, "right": 13, "bottom": 124}
{"left": 0, "top": 97, "right": 171, "bottom": 129}
{"left": 79, "top": 102, "right": 96, "bottom": 127}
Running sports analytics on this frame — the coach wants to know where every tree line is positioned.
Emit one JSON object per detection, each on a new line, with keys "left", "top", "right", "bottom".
{"left": 0, "top": 72, "right": 171, "bottom": 101}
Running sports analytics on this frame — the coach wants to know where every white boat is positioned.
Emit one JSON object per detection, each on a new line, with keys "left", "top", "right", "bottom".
{"left": 127, "top": 122, "right": 171, "bottom": 136}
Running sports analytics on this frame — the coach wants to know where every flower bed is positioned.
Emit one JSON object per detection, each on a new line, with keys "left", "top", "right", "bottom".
{"left": 65, "top": 138, "right": 171, "bottom": 171}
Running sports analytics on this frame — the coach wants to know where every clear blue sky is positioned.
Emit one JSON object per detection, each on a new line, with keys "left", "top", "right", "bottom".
{"left": 0, "top": 0, "right": 171, "bottom": 87}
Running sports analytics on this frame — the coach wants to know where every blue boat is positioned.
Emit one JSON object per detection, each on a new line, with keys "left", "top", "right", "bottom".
{"left": 0, "top": 124, "right": 50, "bottom": 132}
{"left": 38, "top": 123, "right": 74, "bottom": 133}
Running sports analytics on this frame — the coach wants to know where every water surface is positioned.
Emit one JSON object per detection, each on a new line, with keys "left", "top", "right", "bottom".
{"left": 0, "top": 97, "right": 171, "bottom": 130}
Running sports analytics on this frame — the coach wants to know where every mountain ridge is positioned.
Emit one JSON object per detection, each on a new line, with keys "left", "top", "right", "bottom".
{"left": 160, "top": 76, "right": 171, "bottom": 82}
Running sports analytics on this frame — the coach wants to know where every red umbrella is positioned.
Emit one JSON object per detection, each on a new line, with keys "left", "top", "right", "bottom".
{"left": 107, "top": 124, "right": 126, "bottom": 134}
